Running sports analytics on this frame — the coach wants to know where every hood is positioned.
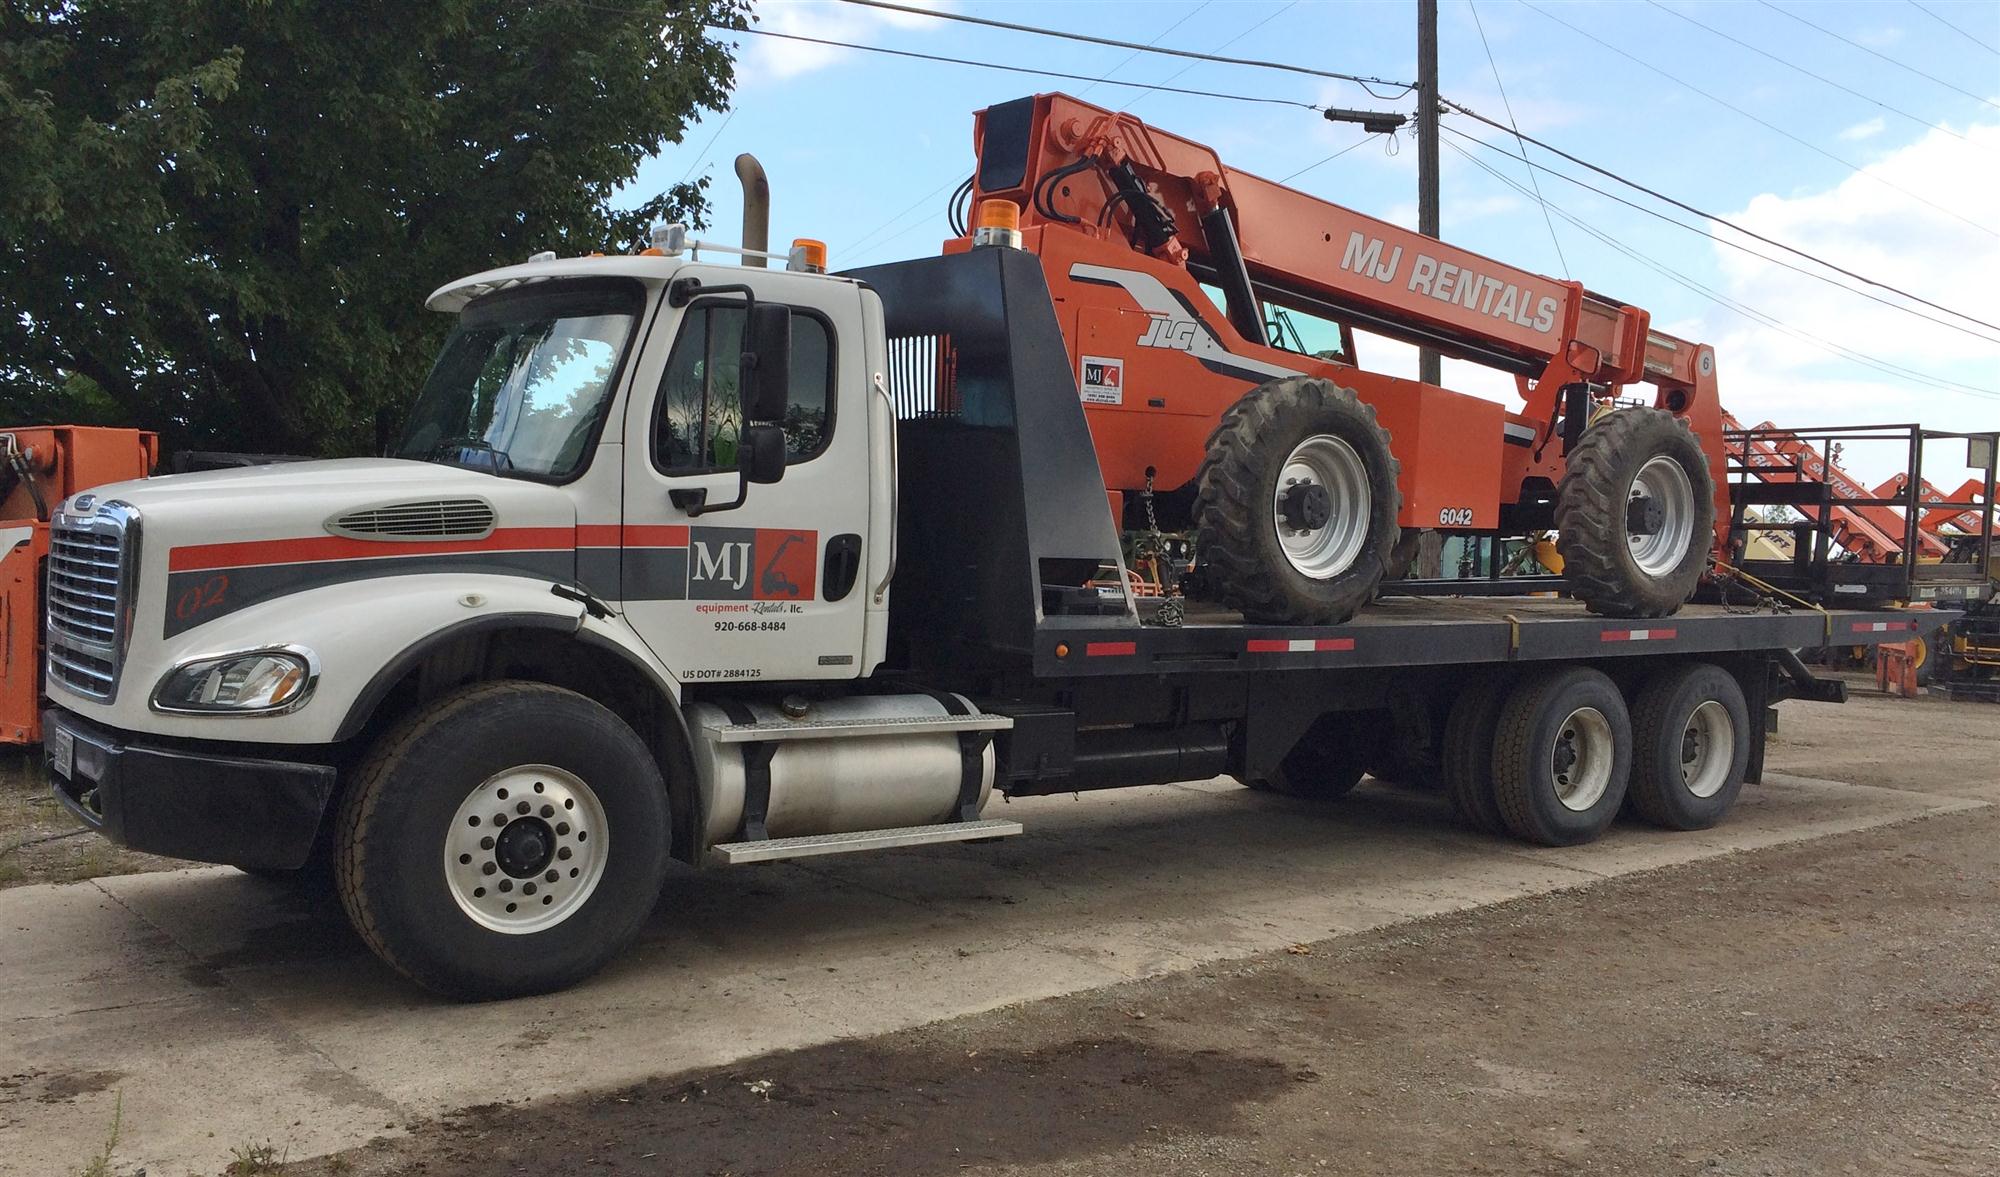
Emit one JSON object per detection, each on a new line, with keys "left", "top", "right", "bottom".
{"left": 72, "top": 458, "right": 576, "bottom": 543}
{"left": 60, "top": 457, "right": 582, "bottom": 641}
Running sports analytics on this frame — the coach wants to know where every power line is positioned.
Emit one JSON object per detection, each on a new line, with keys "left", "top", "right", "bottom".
{"left": 727, "top": 27, "right": 1323, "bottom": 111}
{"left": 849, "top": 2, "right": 1220, "bottom": 261}
{"left": 677, "top": 105, "right": 736, "bottom": 184}
{"left": 1441, "top": 136, "right": 2000, "bottom": 401}
{"left": 1124, "top": 1, "right": 1302, "bottom": 111}
{"left": 1281, "top": 133, "right": 1375, "bottom": 184}
{"left": 830, "top": 0, "right": 1414, "bottom": 95}
{"left": 1642, "top": 0, "right": 1993, "bottom": 153}
{"left": 1758, "top": 0, "right": 2000, "bottom": 112}
{"left": 1466, "top": 0, "right": 1568, "bottom": 277}
{"left": 1077, "top": 0, "right": 1213, "bottom": 99}
{"left": 1908, "top": 0, "right": 2000, "bottom": 57}
{"left": 1516, "top": 0, "right": 2000, "bottom": 240}
{"left": 1439, "top": 98, "right": 2000, "bottom": 336}
{"left": 1440, "top": 123, "right": 2000, "bottom": 348}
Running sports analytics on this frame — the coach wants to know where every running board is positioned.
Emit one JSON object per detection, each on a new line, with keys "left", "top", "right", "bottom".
{"left": 707, "top": 713, "right": 1013, "bottom": 744}
{"left": 710, "top": 819, "right": 1024, "bottom": 865}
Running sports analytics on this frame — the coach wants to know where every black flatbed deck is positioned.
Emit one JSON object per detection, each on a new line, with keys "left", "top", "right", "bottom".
{"left": 1035, "top": 597, "right": 1956, "bottom": 677}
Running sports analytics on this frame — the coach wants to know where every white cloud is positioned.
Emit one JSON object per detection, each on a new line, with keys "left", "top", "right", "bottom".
{"left": 736, "top": 0, "right": 952, "bottom": 83}
{"left": 1838, "top": 116, "right": 1885, "bottom": 142}
{"left": 1693, "top": 119, "right": 2000, "bottom": 485}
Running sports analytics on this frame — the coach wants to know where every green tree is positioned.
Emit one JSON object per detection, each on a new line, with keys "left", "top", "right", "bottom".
{"left": 0, "top": 0, "right": 745, "bottom": 456}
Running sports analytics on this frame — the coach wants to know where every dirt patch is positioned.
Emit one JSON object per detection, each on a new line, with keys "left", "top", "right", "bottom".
{"left": 0, "top": 751, "right": 181, "bottom": 889}
{"left": 0, "top": 1067, "right": 125, "bottom": 1104}
{"left": 292, "top": 804, "right": 2000, "bottom": 1177}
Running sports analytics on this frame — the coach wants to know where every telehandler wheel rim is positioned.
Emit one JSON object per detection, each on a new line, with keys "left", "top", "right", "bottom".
{"left": 443, "top": 764, "right": 609, "bottom": 935}
{"left": 1273, "top": 434, "right": 1372, "bottom": 579}
{"left": 1551, "top": 707, "right": 1615, "bottom": 812}
{"left": 1628, "top": 455, "right": 1698, "bottom": 577}
{"left": 1680, "top": 700, "right": 1735, "bottom": 799}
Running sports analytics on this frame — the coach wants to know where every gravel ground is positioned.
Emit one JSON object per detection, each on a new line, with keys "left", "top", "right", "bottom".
{"left": 287, "top": 686, "right": 2000, "bottom": 1177}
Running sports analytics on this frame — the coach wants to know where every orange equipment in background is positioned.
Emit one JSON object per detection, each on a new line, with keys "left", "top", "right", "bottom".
{"left": 1, "top": 426, "right": 158, "bottom": 745}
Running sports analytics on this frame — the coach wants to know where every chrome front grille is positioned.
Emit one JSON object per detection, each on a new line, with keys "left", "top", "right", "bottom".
{"left": 46, "top": 505, "right": 136, "bottom": 701}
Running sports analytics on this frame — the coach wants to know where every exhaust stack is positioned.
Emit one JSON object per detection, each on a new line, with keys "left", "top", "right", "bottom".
{"left": 735, "top": 153, "right": 769, "bottom": 268}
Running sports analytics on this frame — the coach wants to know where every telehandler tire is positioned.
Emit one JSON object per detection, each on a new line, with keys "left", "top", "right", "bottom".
{"left": 1194, "top": 377, "right": 1402, "bottom": 625}
{"left": 1554, "top": 408, "right": 1714, "bottom": 618}
{"left": 335, "top": 681, "right": 670, "bottom": 1001}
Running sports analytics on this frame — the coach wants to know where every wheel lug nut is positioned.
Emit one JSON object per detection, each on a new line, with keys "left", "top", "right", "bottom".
{"left": 545, "top": 870, "right": 559, "bottom": 883}
{"left": 498, "top": 879, "right": 512, "bottom": 893}
{"left": 482, "top": 862, "right": 497, "bottom": 876}
{"left": 480, "top": 836, "right": 494, "bottom": 850}
{"left": 558, "top": 847, "right": 572, "bottom": 860}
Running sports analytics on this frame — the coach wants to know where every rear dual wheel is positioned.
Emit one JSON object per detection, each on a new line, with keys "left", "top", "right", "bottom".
{"left": 1628, "top": 662, "right": 1750, "bottom": 830}
{"left": 1492, "top": 667, "right": 1633, "bottom": 846}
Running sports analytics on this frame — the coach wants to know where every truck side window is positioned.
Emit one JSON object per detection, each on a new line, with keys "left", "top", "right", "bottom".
{"left": 655, "top": 302, "right": 833, "bottom": 473}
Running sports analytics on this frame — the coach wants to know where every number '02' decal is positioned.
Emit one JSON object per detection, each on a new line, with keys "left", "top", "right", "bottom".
{"left": 1438, "top": 507, "right": 1475, "bottom": 527}
{"left": 173, "top": 574, "right": 229, "bottom": 621}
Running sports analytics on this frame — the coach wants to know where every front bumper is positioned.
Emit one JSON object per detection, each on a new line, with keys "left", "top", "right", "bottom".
{"left": 44, "top": 708, "right": 337, "bottom": 870}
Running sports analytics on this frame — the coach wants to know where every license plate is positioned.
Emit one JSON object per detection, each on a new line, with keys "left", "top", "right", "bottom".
{"left": 46, "top": 725, "right": 74, "bottom": 781}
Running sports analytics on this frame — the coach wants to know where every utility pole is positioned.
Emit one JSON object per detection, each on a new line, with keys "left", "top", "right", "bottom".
{"left": 1416, "top": 0, "right": 1441, "bottom": 387}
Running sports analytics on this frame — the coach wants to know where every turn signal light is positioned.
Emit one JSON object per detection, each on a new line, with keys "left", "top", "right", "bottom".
{"left": 972, "top": 199, "right": 1023, "bottom": 249}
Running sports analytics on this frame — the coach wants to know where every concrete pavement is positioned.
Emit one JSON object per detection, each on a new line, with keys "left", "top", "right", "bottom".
{"left": 1, "top": 752, "right": 1988, "bottom": 1175}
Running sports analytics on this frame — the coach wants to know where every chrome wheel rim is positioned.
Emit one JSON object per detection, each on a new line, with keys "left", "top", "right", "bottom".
{"left": 1550, "top": 707, "right": 1614, "bottom": 812}
{"left": 1273, "top": 434, "right": 1372, "bottom": 579}
{"left": 1680, "top": 700, "right": 1734, "bottom": 799}
{"left": 1628, "top": 454, "right": 1697, "bottom": 577}
{"left": 444, "top": 764, "right": 607, "bottom": 935}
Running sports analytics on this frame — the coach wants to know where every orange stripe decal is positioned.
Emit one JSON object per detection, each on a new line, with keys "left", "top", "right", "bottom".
{"left": 167, "top": 526, "right": 577, "bottom": 572}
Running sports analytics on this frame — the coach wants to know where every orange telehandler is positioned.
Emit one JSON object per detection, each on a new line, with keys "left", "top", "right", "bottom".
{"left": 947, "top": 93, "right": 1727, "bottom": 624}
{"left": 2, "top": 426, "right": 158, "bottom": 745}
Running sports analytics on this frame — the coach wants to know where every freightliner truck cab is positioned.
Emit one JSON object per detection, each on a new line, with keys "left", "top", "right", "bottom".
{"left": 42, "top": 234, "right": 1049, "bottom": 999}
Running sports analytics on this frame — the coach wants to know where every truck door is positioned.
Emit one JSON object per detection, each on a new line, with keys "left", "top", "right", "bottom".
{"left": 619, "top": 267, "right": 871, "bottom": 683}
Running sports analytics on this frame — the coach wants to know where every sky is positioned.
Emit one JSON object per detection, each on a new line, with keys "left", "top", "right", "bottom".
{"left": 628, "top": 0, "right": 2000, "bottom": 486}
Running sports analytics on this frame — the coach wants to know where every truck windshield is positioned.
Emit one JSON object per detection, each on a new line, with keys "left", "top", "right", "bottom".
{"left": 396, "top": 280, "right": 643, "bottom": 481}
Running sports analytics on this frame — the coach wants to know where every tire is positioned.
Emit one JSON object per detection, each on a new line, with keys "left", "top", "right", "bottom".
{"left": 1194, "top": 376, "right": 1402, "bottom": 624}
{"left": 1258, "top": 712, "right": 1375, "bottom": 800}
{"left": 1442, "top": 677, "right": 1510, "bottom": 836}
{"left": 335, "top": 681, "right": 670, "bottom": 1000}
{"left": 1555, "top": 408, "right": 1715, "bottom": 618}
{"left": 1492, "top": 666, "right": 1632, "bottom": 846}
{"left": 1629, "top": 662, "right": 1750, "bottom": 830}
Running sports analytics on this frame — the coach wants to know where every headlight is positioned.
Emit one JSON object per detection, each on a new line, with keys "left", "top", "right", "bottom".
{"left": 151, "top": 647, "right": 318, "bottom": 715}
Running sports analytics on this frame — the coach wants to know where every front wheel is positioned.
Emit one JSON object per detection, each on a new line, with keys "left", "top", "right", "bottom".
{"left": 335, "top": 682, "right": 670, "bottom": 1000}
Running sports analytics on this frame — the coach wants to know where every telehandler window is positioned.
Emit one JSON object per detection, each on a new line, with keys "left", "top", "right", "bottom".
{"left": 654, "top": 302, "right": 833, "bottom": 474}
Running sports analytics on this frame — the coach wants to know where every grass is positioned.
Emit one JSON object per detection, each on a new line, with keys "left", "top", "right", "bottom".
{"left": 225, "top": 1140, "right": 288, "bottom": 1175}
{"left": 75, "top": 1091, "right": 122, "bottom": 1177}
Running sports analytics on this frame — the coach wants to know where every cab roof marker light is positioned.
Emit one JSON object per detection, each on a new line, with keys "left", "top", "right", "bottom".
{"left": 972, "top": 200, "right": 1022, "bottom": 250}
{"left": 789, "top": 238, "right": 828, "bottom": 274}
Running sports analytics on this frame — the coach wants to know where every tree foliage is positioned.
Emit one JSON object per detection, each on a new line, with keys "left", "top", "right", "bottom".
{"left": 0, "top": 0, "right": 745, "bottom": 455}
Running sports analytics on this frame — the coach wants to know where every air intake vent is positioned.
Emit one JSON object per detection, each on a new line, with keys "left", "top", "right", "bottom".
{"left": 329, "top": 498, "right": 496, "bottom": 541}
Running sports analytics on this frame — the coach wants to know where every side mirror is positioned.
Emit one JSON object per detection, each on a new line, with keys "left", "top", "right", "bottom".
{"left": 742, "top": 422, "right": 786, "bottom": 485}
{"left": 743, "top": 303, "right": 792, "bottom": 423}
